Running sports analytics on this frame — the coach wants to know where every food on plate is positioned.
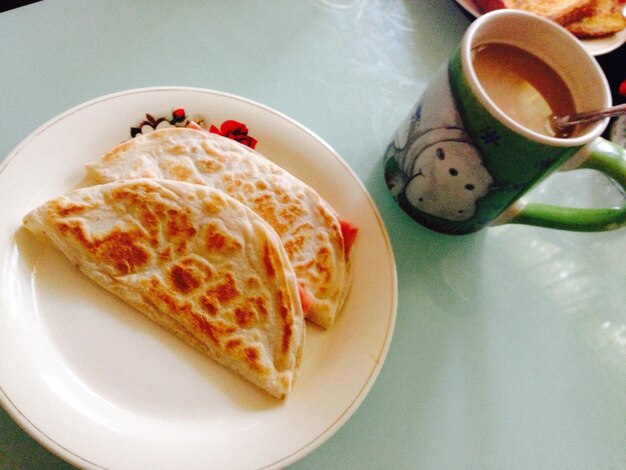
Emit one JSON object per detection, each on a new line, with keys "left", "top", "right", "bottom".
{"left": 23, "top": 178, "right": 305, "bottom": 400}
{"left": 85, "top": 127, "right": 357, "bottom": 329}
{"left": 565, "top": 0, "right": 626, "bottom": 37}
{"left": 473, "top": 0, "right": 626, "bottom": 37}
{"left": 473, "top": 0, "right": 596, "bottom": 25}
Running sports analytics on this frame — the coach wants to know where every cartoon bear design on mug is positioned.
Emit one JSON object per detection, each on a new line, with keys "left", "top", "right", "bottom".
{"left": 386, "top": 69, "right": 493, "bottom": 222}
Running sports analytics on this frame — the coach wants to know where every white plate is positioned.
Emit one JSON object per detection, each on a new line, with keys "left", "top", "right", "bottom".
{"left": 0, "top": 87, "right": 397, "bottom": 469}
{"left": 455, "top": 0, "right": 626, "bottom": 55}
{"left": 610, "top": 114, "right": 626, "bottom": 148}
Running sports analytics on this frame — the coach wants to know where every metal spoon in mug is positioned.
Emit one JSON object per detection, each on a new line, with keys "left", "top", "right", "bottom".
{"left": 551, "top": 103, "right": 626, "bottom": 132}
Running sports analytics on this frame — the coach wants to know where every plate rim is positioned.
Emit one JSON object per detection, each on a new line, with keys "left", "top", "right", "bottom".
{"left": 0, "top": 86, "right": 399, "bottom": 469}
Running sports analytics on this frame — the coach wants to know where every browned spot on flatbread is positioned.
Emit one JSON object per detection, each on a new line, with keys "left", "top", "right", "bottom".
{"left": 144, "top": 275, "right": 242, "bottom": 349}
{"left": 231, "top": 296, "right": 268, "bottom": 327}
{"left": 58, "top": 204, "right": 88, "bottom": 217}
{"left": 169, "top": 264, "right": 201, "bottom": 294}
{"left": 140, "top": 210, "right": 160, "bottom": 244}
{"left": 263, "top": 243, "right": 276, "bottom": 278}
{"left": 222, "top": 172, "right": 246, "bottom": 193}
{"left": 166, "top": 208, "right": 197, "bottom": 239}
{"left": 58, "top": 220, "right": 150, "bottom": 275}
{"left": 234, "top": 306, "right": 256, "bottom": 327}
{"left": 205, "top": 223, "right": 241, "bottom": 254}
{"left": 249, "top": 193, "right": 288, "bottom": 236}
{"left": 107, "top": 185, "right": 143, "bottom": 206}
{"left": 315, "top": 246, "right": 332, "bottom": 285}
{"left": 294, "top": 245, "right": 332, "bottom": 294}
{"left": 104, "top": 184, "right": 196, "bottom": 255}
{"left": 199, "top": 294, "right": 219, "bottom": 316}
{"left": 144, "top": 276, "right": 182, "bottom": 314}
{"left": 201, "top": 192, "right": 227, "bottom": 216}
{"left": 241, "top": 181, "right": 255, "bottom": 193}
{"left": 279, "top": 202, "right": 307, "bottom": 226}
{"left": 158, "top": 247, "right": 172, "bottom": 262}
{"left": 199, "top": 140, "right": 229, "bottom": 163}
{"left": 318, "top": 205, "right": 343, "bottom": 244}
{"left": 180, "top": 256, "right": 214, "bottom": 277}
{"left": 196, "top": 158, "right": 225, "bottom": 174}
{"left": 282, "top": 222, "right": 314, "bottom": 259}
{"left": 168, "top": 165, "right": 195, "bottom": 181}
{"left": 97, "top": 230, "right": 150, "bottom": 275}
{"left": 275, "top": 290, "right": 293, "bottom": 354}
{"left": 96, "top": 229, "right": 150, "bottom": 274}
{"left": 244, "top": 346, "right": 262, "bottom": 371}
{"left": 254, "top": 296, "right": 269, "bottom": 318}
{"left": 246, "top": 276, "right": 261, "bottom": 290}
{"left": 105, "top": 187, "right": 160, "bottom": 243}
{"left": 159, "top": 208, "right": 196, "bottom": 256}
{"left": 167, "top": 144, "right": 188, "bottom": 155}
{"left": 194, "top": 315, "right": 221, "bottom": 345}
{"left": 204, "top": 272, "right": 240, "bottom": 303}
{"left": 226, "top": 338, "right": 243, "bottom": 350}
{"left": 194, "top": 315, "right": 239, "bottom": 347}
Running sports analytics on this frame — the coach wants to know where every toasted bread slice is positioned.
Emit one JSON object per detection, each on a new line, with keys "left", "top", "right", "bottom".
{"left": 566, "top": 0, "right": 626, "bottom": 37}
{"left": 474, "top": 0, "right": 596, "bottom": 25}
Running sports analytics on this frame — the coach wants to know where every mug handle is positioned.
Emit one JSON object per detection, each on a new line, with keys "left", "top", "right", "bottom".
{"left": 509, "top": 137, "right": 626, "bottom": 232}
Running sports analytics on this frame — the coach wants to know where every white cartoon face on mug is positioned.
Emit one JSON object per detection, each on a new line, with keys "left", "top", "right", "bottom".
{"left": 386, "top": 69, "right": 493, "bottom": 222}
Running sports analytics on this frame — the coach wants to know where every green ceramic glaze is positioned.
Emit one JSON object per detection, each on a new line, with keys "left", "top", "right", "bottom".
{"left": 450, "top": 48, "right": 580, "bottom": 223}
{"left": 511, "top": 138, "right": 626, "bottom": 231}
{"left": 384, "top": 41, "right": 626, "bottom": 235}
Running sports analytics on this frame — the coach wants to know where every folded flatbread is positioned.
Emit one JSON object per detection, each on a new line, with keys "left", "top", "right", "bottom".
{"left": 23, "top": 178, "right": 305, "bottom": 399}
{"left": 85, "top": 127, "right": 357, "bottom": 328}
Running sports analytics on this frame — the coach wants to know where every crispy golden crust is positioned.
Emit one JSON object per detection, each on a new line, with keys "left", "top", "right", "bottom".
{"left": 23, "top": 179, "right": 305, "bottom": 399}
{"left": 475, "top": 0, "right": 625, "bottom": 37}
{"left": 85, "top": 127, "right": 352, "bottom": 329}
{"left": 566, "top": 0, "right": 626, "bottom": 37}
{"left": 474, "top": 0, "right": 596, "bottom": 24}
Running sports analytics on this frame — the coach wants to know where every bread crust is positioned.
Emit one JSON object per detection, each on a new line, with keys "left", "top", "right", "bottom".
{"left": 473, "top": 0, "right": 625, "bottom": 37}
{"left": 566, "top": 0, "right": 626, "bottom": 37}
{"left": 473, "top": 0, "right": 596, "bottom": 24}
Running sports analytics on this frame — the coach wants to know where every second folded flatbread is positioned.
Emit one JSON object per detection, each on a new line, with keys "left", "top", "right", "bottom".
{"left": 85, "top": 127, "right": 355, "bottom": 328}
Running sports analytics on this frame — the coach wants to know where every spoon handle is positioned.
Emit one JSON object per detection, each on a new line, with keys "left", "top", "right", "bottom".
{"left": 554, "top": 103, "right": 626, "bottom": 128}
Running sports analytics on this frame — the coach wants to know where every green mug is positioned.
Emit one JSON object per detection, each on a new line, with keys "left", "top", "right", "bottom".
{"left": 383, "top": 10, "right": 626, "bottom": 235}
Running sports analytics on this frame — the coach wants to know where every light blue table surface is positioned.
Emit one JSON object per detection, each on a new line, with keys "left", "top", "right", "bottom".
{"left": 1, "top": 1, "right": 625, "bottom": 469}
